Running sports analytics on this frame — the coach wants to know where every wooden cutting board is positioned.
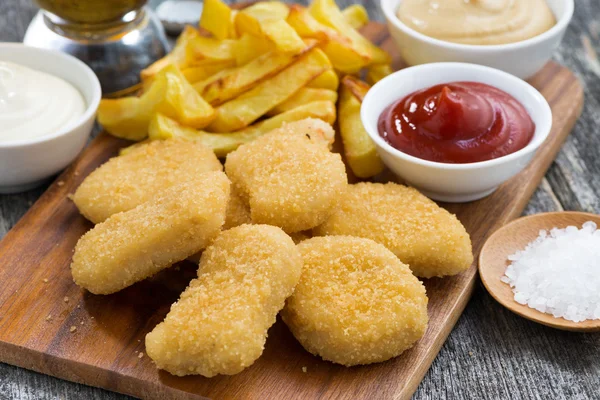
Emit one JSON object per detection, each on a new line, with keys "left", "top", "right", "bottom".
{"left": 0, "top": 22, "right": 584, "bottom": 400}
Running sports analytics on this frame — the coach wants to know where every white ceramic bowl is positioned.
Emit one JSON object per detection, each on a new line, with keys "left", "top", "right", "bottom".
{"left": 381, "top": 0, "right": 574, "bottom": 79}
{"left": 361, "top": 63, "right": 553, "bottom": 203}
{"left": 0, "top": 43, "right": 101, "bottom": 194}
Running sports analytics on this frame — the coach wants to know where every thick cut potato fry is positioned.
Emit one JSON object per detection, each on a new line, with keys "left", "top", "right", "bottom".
{"left": 148, "top": 101, "right": 336, "bottom": 157}
{"left": 341, "top": 74, "right": 369, "bottom": 101}
{"left": 236, "top": 2, "right": 305, "bottom": 54}
{"left": 189, "top": 36, "right": 237, "bottom": 61}
{"left": 141, "top": 26, "right": 200, "bottom": 80}
{"left": 181, "top": 60, "right": 236, "bottom": 84}
{"left": 286, "top": 5, "right": 370, "bottom": 73}
{"left": 366, "top": 63, "right": 393, "bottom": 85}
{"left": 267, "top": 88, "right": 337, "bottom": 115}
{"left": 234, "top": 33, "right": 274, "bottom": 66}
{"left": 98, "top": 65, "right": 214, "bottom": 140}
{"left": 338, "top": 82, "right": 383, "bottom": 178}
{"left": 207, "top": 48, "right": 331, "bottom": 132}
{"left": 341, "top": 4, "right": 369, "bottom": 29}
{"left": 307, "top": 69, "right": 339, "bottom": 91}
{"left": 199, "top": 0, "right": 233, "bottom": 40}
{"left": 194, "top": 40, "right": 316, "bottom": 106}
{"left": 309, "top": 0, "right": 390, "bottom": 65}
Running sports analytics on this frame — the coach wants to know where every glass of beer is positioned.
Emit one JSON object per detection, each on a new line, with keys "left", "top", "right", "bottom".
{"left": 24, "top": 0, "right": 169, "bottom": 96}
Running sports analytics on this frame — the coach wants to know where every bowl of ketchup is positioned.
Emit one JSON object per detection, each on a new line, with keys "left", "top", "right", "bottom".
{"left": 361, "top": 62, "right": 552, "bottom": 203}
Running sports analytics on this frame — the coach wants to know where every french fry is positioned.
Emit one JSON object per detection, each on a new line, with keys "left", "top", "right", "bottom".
{"left": 307, "top": 69, "right": 339, "bottom": 90}
{"left": 236, "top": 2, "right": 305, "bottom": 54}
{"left": 267, "top": 88, "right": 337, "bottom": 115}
{"left": 341, "top": 75, "right": 370, "bottom": 102}
{"left": 180, "top": 60, "right": 236, "bottom": 84}
{"left": 207, "top": 48, "right": 332, "bottom": 132}
{"left": 366, "top": 63, "right": 393, "bottom": 85}
{"left": 149, "top": 100, "right": 336, "bottom": 157}
{"left": 309, "top": 0, "right": 390, "bottom": 65}
{"left": 200, "top": 0, "right": 234, "bottom": 40}
{"left": 98, "top": 65, "right": 215, "bottom": 140}
{"left": 338, "top": 79, "right": 384, "bottom": 178}
{"left": 234, "top": 33, "right": 274, "bottom": 65}
{"left": 286, "top": 5, "right": 370, "bottom": 73}
{"left": 141, "top": 26, "right": 200, "bottom": 80}
{"left": 194, "top": 40, "right": 317, "bottom": 106}
{"left": 341, "top": 4, "right": 369, "bottom": 30}
{"left": 189, "top": 36, "right": 237, "bottom": 61}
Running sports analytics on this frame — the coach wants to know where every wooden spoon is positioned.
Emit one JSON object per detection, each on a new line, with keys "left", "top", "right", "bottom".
{"left": 479, "top": 211, "right": 600, "bottom": 332}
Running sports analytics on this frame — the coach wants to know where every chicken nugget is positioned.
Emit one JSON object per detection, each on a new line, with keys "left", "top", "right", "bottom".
{"left": 282, "top": 236, "right": 428, "bottom": 366}
{"left": 145, "top": 224, "right": 302, "bottom": 377}
{"left": 71, "top": 172, "right": 229, "bottom": 295}
{"left": 268, "top": 118, "right": 336, "bottom": 148}
{"left": 225, "top": 119, "right": 347, "bottom": 233}
{"left": 73, "top": 139, "right": 222, "bottom": 224}
{"left": 314, "top": 182, "right": 473, "bottom": 278}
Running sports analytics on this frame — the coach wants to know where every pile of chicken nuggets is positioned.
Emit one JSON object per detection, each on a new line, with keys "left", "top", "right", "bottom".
{"left": 70, "top": 118, "right": 473, "bottom": 377}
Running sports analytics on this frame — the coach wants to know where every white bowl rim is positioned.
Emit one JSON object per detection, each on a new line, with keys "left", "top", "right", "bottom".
{"left": 361, "top": 62, "right": 553, "bottom": 171}
{"left": 381, "top": 0, "right": 574, "bottom": 52}
{"left": 0, "top": 42, "right": 101, "bottom": 149}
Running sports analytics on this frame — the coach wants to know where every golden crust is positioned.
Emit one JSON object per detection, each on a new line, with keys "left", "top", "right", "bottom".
{"left": 313, "top": 182, "right": 473, "bottom": 278}
{"left": 72, "top": 139, "right": 222, "bottom": 224}
{"left": 224, "top": 120, "right": 347, "bottom": 233}
{"left": 282, "top": 236, "right": 428, "bottom": 366}
{"left": 145, "top": 224, "right": 303, "bottom": 377}
{"left": 71, "top": 172, "right": 229, "bottom": 294}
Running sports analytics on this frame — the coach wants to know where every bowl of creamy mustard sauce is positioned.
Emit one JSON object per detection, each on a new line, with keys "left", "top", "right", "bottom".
{"left": 381, "top": 0, "right": 574, "bottom": 79}
{"left": 397, "top": 0, "right": 556, "bottom": 45}
{"left": 0, "top": 43, "right": 101, "bottom": 193}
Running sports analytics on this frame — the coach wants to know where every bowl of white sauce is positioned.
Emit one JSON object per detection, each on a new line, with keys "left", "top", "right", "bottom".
{"left": 0, "top": 43, "right": 101, "bottom": 193}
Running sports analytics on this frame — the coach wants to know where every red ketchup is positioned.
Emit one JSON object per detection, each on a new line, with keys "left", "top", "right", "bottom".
{"left": 377, "top": 82, "right": 535, "bottom": 163}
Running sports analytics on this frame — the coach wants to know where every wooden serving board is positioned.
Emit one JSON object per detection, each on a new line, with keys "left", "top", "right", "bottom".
{"left": 0, "top": 23, "right": 583, "bottom": 400}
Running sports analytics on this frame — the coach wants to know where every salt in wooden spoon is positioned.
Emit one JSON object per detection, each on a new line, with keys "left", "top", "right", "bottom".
{"left": 479, "top": 211, "right": 600, "bottom": 332}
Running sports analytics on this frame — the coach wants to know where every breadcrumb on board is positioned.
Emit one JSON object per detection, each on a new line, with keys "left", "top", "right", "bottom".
{"left": 282, "top": 236, "right": 429, "bottom": 366}
{"left": 145, "top": 224, "right": 302, "bottom": 377}
{"left": 72, "top": 139, "right": 222, "bottom": 224}
{"left": 71, "top": 172, "right": 230, "bottom": 295}
{"left": 314, "top": 182, "right": 473, "bottom": 278}
{"left": 225, "top": 120, "right": 347, "bottom": 233}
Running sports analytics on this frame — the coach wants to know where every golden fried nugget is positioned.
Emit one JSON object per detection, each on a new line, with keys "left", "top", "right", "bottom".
{"left": 314, "top": 183, "right": 473, "bottom": 278}
{"left": 72, "top": 139, "right": 222, "bottom": 224}
{"left": 267, "top": 117, "right": 336, "bottom": 147}
{"left": 225, "top": 119, "right": 347, "bottom": 233}
{"left": 145, "top": 224, "right": 302, "bottom": 377}
{"left": 282, "top": 236, "right": 428, "bottom": 366}
{"left": 71, "top": 172, "right": 230, "bottom": 295}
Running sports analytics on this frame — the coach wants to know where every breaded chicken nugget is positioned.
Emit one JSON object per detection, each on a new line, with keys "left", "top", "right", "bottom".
{"left": 71, "top": 172, "right": 229, "bottom": 295}
{"left": 73, "top": 139, "right": 222, "bottom": 224}
{"left": 268, "top": 118, "right": 336, "bottom": 148}
{"left": 145, "top": 224, "right": 302, "bottom": 377}
{"left": 282, "top": 236, "right": 428, "bottom": 366}
{"left": 314, "top": 183, "right": 473, "bottom": 278}
{"left": 225, "top": 119, "right": 347, "bottom": 233}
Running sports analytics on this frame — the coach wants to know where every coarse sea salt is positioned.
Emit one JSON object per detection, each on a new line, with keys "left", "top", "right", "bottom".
{"left": 501, "top": 221, "right": 600, "bottom": 323}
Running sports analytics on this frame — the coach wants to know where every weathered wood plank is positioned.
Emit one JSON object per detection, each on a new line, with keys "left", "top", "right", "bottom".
{"left": 0, "top": 1, "right": 598, "bottom": 400}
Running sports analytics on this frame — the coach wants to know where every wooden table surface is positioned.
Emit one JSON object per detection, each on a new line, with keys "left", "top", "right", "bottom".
{"left": 1, "top": 1, "right": 599, "bottom": 399}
